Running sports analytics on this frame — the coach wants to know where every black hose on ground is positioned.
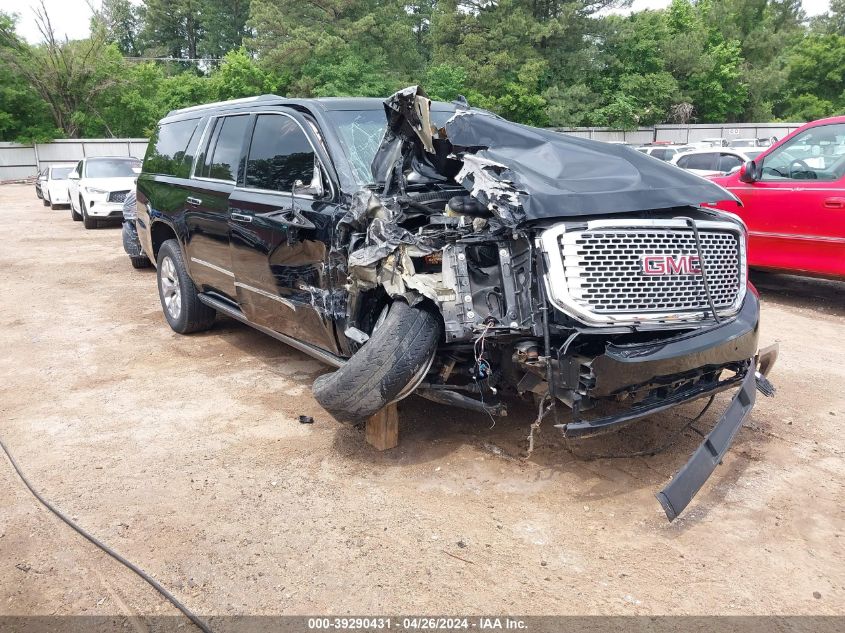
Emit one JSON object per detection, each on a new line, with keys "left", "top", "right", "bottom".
{"left": 0, "top": 435, "right": 213, "bottom": 633}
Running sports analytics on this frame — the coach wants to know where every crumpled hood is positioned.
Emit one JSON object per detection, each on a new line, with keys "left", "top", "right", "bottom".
{"left": 371, "top": 86, "right": 738, "bottom": 226}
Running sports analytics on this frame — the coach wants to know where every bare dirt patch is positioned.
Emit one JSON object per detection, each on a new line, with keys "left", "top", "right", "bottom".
{"left": 0, "top": 183, "right": 843, "bottom": 618}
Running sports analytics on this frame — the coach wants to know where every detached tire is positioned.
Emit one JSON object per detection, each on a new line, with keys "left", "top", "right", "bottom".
{"left": 156, "top": 239, "right": 216, "bottom": 334}
{"left": 312, "top": 300, "right": 441, "bottom": 423}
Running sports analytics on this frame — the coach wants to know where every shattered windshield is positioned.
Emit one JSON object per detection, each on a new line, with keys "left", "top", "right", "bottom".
{"left": 327, "top": 108, "right": 455, "bottom": 185}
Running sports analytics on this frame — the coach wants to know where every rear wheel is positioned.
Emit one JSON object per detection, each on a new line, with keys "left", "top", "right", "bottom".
{"left": 156, "top": 239, "right": 215, "bottom": 334}
{"left": 70, "top": 201, "right": 82, "bottom": 222}
{"left": 81, "top": 199, "right": 97, "bottom": 229}
{"left": 42, "top": 197, "right": 50, "bottom": 207}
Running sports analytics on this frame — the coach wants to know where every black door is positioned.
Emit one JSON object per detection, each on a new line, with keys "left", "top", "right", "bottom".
{"left": 184, "top": 114, "right": 250, "bottom": 299}
{"left": 228, "top": 112, "right": 339, "bottom": 353}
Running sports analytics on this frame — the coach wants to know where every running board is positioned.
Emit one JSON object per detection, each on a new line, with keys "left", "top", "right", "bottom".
{"left": 198, "top": 293, "right": 346, "bottom": 369}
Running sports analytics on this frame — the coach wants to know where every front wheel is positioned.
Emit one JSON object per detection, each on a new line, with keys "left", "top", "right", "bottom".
{"left": 81, "top": 199, "right": 97, "bottom": 229}
{"left": 312, "top": 300, "right": 441, "bottom": 423}
{"left": 70, "top": 201, "right": 82, "bottom": 221}
{"left": 42, "top": 197, "right": 50, "bottom": 207}
{"left": 156, "top": 239, "right": 216, "bottom": 334}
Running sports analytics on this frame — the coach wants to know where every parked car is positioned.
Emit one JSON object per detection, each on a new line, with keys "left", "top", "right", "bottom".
{"left": 34, "top": 168, "right": 47, "bottom": 200}
{"left": 42, "top": 165, "right": 74, "bottom": 209}
{"left": 671, "top": 148, "right": 765, "bottom": 177}
{"left": 136, "top": 88, "right": 776, "bottom": 521}
{"left": 694, "top": 137, "right": 730, "bottom": 148}
{"left": 635, "top": 143, "right": 695, "bottom": 161}
{"left": 729, "top": 138, "right": 768, "bottom": 149}
{"left": 68, "top": 157, "right": 142, "bottom": 229}
{"left": 121, "top": 189, "right": 151, "bottom": 269}
{"left": 707, "top": 116, "right": 845, "bottom": 280}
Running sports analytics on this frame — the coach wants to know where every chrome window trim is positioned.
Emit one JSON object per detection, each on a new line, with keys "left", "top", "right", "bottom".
{"left": 191, "top": 113, "right": 250, "bottom": 182}
{"left": 240, "top": 110, "right": 336, "bottom": 201}
{"left": 539, "top": 218, "right": 748, "bottom": 327}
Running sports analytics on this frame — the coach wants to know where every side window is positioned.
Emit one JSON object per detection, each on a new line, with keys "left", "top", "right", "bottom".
{"left": 199, "top": 115, "right": 249, "bottom": 182}
{"left": 143, "top": 118, "right": 200, "bottom": 177}
{"left": 245, "top": 114, "right": 317, "bottom": 192}
{"left": 718, "top": 153, "right": 743, "bottom": 172}
{"left": 677, "top": 155, "right": 691, "bottom": 169}
{"left": 761, "top": 122, "right": 845, "bottom": 181}
{"left": 651, "top": 149, "right": 668, "bottom": 161}
{"left": 686, "top": 153, "right": 716, "bottom": 171}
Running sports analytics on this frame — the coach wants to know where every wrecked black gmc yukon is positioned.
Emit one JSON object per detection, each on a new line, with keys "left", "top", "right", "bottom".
{"left": 136, "top": 86, "right": 777, "bottom": 520}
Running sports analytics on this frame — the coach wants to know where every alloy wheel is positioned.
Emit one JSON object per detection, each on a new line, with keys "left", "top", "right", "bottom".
{"left": 160, "top": 256, "right": 182, "bottom": 320}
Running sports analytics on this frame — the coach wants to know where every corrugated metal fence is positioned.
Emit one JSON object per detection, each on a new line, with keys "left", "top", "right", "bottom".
{"left": 553, "top": 122, "right": 805, "bottom": 145}
{"left": 0, "top": 138, "right": 149, "bottom": 181}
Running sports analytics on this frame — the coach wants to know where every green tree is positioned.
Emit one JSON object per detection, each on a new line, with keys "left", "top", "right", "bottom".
{"left": 0, "top": 12, "right": 60, "bottom": 141}
{"left": 208, "top": 47, "right": 276, "bottom": 99}
{"left": 778, "top": 33, "right": 845, "bottom": 118}
{"left": 0, "top": 6, "right": 123, "bottom": 137}
{"left": 93, "top": 0, "right": 141, "bottom": 56}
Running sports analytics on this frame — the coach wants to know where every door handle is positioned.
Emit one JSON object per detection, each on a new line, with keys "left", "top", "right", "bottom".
{"left": 823, "top": 197, "right": 845, "bottom": 209}
{"left": 231, "top": 212, "right": 253, "bottom": 223}
{"left": 186, "top": 196, "right": 202, "bottom": 206}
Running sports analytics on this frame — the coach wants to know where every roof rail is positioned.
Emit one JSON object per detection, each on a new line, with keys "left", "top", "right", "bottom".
{"left": 166, "top": 94, "right": 283, "bottom": 117}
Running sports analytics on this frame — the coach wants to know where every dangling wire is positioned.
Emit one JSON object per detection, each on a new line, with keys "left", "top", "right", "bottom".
{"left": 472, "top": 320, "right": 498, "bottom": 429}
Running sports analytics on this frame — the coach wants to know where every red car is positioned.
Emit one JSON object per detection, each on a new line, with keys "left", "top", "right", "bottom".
{"left": 707, "top": 116, "right": 845, "bottom": 280}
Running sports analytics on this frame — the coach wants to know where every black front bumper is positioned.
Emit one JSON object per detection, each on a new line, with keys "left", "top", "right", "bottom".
{"left": 554, "top": 293, "right": 778, "bottom": 521}
{"left": 564, "top": 292, "right": 761, "bottom": 438}
{"left": 655, "top": 343, "right": 777, "bottom": 521}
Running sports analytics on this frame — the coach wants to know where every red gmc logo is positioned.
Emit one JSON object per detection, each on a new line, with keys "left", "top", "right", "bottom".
{"left": 642, "top": 255, "right": 702, "bottom": 275}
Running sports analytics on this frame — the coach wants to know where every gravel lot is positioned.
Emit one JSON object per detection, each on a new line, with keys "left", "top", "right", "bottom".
{"left": 1, "top": 182, "right": 843, "bottom": 619}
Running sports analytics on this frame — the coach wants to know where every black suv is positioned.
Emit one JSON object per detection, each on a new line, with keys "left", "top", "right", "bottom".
{"left": 136, "top": 87, "right": 777, "bottom": 520}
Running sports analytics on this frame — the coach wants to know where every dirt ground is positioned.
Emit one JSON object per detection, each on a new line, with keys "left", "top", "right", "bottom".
{"left": 0, "top": 182, "right": 843, "bottom": 619}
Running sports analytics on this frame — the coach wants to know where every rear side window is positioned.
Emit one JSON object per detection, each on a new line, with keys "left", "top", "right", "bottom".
{"left": 679, "top": 153, "right": 716, "bottom": 170}
{"left": 718, "top": 153, "right": 743, "bottom": 172}
{"left": 144, "top": 118, "right": 200, "bottom": 177}
{"left": 199, "top": 115, "right": 249, "bottom": 182}
{"left": 651, "top": 149, "right": 668, "bottom": 161}
{"left": 245, "top": 114, "right": 316, "bottom": 192}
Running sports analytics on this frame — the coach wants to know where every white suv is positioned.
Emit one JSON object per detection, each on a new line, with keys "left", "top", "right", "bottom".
{"left": 68, "top": 157, "right": 141, "bottom": 229}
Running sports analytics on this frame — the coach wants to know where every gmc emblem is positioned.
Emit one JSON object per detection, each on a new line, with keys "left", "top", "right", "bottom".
{"left": 642, "top": 254, "right": 702, "bottom": 275}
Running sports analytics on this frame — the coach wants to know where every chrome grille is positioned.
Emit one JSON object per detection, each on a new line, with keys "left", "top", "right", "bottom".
{"left": 540, "top": 219, "right": 747, "bottom": 326}
{"left": 108, "top": 190, "right": 129, "bottom": 203}
{"left": 562, "top": 229, "right": 741, "bottom": 313}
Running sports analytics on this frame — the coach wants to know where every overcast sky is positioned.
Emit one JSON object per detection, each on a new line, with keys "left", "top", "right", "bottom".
{"left": 0, "top": 0, "right": 834, "bottom": 44}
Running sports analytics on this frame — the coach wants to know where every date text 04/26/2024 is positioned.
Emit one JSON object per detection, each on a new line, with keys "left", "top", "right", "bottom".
{"left": 307, "top": 618, "right": 528, "bottom": 630}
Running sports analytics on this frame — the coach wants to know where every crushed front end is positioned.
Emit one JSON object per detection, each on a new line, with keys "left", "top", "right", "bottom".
{"left": 328, "top": 86, "right": 778, "bottom": 520}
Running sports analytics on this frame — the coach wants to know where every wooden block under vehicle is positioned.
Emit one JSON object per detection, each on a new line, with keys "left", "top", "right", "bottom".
{"left": 365, "top": 403, "right": 399, "bottom": 451}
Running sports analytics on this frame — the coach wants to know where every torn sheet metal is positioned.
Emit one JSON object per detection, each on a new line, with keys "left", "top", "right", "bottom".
{"left": 347, "top": 217, "right": 441, "bottom": 270}
{"left": 369, "top": 86, "right": 739, "bottom": 228}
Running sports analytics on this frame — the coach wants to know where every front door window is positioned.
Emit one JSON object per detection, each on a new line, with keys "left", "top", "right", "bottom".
{"left": 760, "top": 123, "right": 845, "bottom": 181}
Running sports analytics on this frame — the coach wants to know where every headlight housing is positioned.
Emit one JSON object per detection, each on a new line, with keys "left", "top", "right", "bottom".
{"left": 85, "top": 186, "right": 108, "bottom": 195}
